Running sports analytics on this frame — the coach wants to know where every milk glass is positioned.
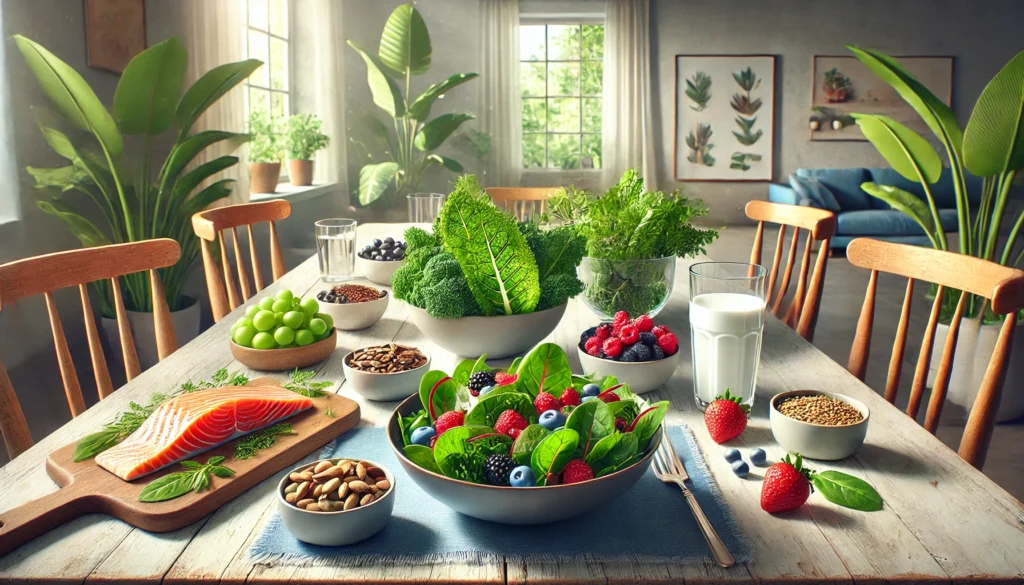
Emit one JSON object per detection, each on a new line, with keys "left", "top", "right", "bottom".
{"left": 689, "top": 262, "right": 767, "bottom": 410}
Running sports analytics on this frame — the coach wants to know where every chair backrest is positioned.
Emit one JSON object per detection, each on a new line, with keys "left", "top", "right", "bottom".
{"left": 191, "top": 199, "right": 291, "bottom": 323}
{"left": 0, "top": 239, "right": 181, "bottom": 458}
{"left": 845, "top": 238, "right": 1024, "bottom": 469}
{"left": 745, "top": 200, "right": 836, "bottom": 341}
{"left": 486, "top": 187, "right": 557, "bottom": 222}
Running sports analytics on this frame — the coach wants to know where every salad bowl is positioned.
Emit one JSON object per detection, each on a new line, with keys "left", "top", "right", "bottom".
{"left": 405, "top": 303, "right": 567, "bottom": 359}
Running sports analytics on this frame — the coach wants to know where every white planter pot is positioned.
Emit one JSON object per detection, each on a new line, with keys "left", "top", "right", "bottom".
{"left": 100, "top": 298, "right": 202, "bottom": 372}
{"left": 928, "top": 317, "right": 1024, "bottom": 422}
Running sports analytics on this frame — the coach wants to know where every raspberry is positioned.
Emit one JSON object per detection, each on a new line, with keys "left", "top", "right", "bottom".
{"left": 595, "top": 323, "right": 613, "bottom": 339}
{"left": 602, "top": 337, "right": 623, "bottom": 357}
{"left": 584, "top": 336, "right": 602, "bottom": 354}
{"left": 560, "top": 387, "right": 581, "bottom": 406}
{"left": 494, "top": 372, "right": 519, "bottom": 386}
{"left": 434, "top": 410, "right": 464, "bottom": 436}
{"left": 534, "top": 391, "right": 563, "bottom": 415}
{"left": 619, "top": 324, "right": 640, "bottom": 345}
{"left": 508, "top": 427, "right": 522, "bottom": 439}
{"left": 586, "top": 344, "right": 601, "bottom": 357}
{"left": 494, "top": 409, "right": 529, "bottom": 437}
{"left": 612, "top": 310, "right": 630, "bottom": 328}
{"left": 632, "top": 315, "right": 654, "bottom": 332}
{"left": 652, "top": 325, "right": 671, "bottom": 338}
{"left": 657, "top": 332, "right": 679, "bottom": 356}
{"left": 562, "top": 459, "right": 594, "bottom": 484}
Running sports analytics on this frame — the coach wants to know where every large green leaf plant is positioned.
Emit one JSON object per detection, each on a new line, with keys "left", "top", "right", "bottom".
{"left": 347, "top": 3, "right": 479, "bottom": 206}
{"left": 16, "top": 35, "right": 260, "bottom": 315}
{"left": 849, "top": 46, "right": 1024, "bottom": 319}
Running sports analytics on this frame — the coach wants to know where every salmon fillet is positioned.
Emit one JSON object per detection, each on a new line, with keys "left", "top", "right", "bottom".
{"left": 96, "top": 386, "right": 313, "bottom": 481}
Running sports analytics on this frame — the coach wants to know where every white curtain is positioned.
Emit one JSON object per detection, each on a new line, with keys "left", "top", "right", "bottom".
{"left": 479, "top": 0, "right": 522, "bottom": 187}
{"left": 311, "top": 0, "right": 347, "bottom": 189}
{"left": 183, "top": 0, "right": 249, "bottom": 205}
{"left": 602, "top": 0, "right": 656, "bottom": 190}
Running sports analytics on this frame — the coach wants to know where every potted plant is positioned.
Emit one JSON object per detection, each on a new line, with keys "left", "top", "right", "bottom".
{"left": 16, "top": 35, "right": 259, "bottom": 368}
{"left": 848, "top": 46, "right": 1024, "bottom": 421}
{"left": 823, "top": 68, "right": 852, "bottom": 103}
{"left": 546, "top": 170, "right": 719, "bottom": 319}
{"left": 284, "top": 113, "right": 330, "bottom": 187}
{"left": 248, "top": 110, "right": 282, "bottom": 194}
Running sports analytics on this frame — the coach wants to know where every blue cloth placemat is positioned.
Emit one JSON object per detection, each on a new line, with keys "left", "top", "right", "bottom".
{"left": 249, "top": 425, "right": 752, "bottom": 567}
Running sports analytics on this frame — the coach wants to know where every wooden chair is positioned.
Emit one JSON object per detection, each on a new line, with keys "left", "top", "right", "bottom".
{"left": 191, "top": 199, "right": 291, "bottom": 323}
{"left": 745, "top": 200, "right": 836, "bottom": 341}
{"left": 845, "top": 238, "right": 1024, "bottom": 469}
{"left": 0, "top": 239, "right": 181, "bottom": 458}
{"left": 486, "top": 187, "right": 557, "bottom": 221}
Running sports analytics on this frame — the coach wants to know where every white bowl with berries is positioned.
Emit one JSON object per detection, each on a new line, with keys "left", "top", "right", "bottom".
{"left": 577, "top": 312, "right": 681, "bottom": 393}
{"left": 356, "top": 237, "right": 407, "bottom": 286}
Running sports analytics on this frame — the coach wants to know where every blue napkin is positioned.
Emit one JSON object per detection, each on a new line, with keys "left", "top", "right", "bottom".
{"left": 249, "top": 426, "right": 752, "bottom": 566}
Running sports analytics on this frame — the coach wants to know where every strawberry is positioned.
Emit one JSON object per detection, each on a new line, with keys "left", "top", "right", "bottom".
{"left": 703, "top": 389, "right": 749, "bottom": 443}
{"left": 619, "top": 324, "right": 640, "bottom": 345}
{"left": 651, "top": 325, "right": 671, "bottom": 338}
{"left": 761, "top": 454, "right": 815, "bottom": 513}
{"left": 584, "top": 336, "right": 602, "bottom": 356}
{"left": 494, "top": 409, "right": 529, "bottom": 437}
{"left": 657, "top": 332, "right": 678, "bottom": 356}
{"left": 595, "top": 323, "right": 613, "bottom": 339}
{"left": 632, "top": 314, "right": 654, "bottom": 333}
{"left": 533, "top": 391, "right": 563, "bottom": 415}
{"left": 559, "top": 387, "right": 581, "bottom": 406}
{"left": 562, "top": 459, "right": 594, "bottom": 484}
{"left": 602, "top": 337, "right": 623, "bottom": 357}
{"left": 434, "top": 410, "right": 465, "bottom": 437}
{"left": 494, "top": 372, "right": 518, "bottom": 387}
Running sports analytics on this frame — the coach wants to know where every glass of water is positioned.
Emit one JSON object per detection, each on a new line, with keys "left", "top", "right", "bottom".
{"left": 407, "top": 193, "right": 445, "bottom": 226}
{"left": 315, "top": 218, "right": 357, "bottom": 283}
{"left": 689, "top": 262, "right": 767, "bottom": 411}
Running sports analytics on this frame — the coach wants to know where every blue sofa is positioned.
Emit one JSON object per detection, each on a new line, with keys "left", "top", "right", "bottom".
{"left": 768, "top": 167, "right": 981, "bottom": 249}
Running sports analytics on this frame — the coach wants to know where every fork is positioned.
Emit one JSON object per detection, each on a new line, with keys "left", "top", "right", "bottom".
{"left": 653, "top": 437, "right": 736, "bottom": 568}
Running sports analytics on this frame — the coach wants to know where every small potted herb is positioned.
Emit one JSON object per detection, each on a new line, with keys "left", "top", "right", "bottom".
{"left": 248, "top": 110, "right": 283, "bottom": 194}
{"left": 547, "top": 170, "right": 718, "bottom": 319}
{"left": 285, "top": 113, "right": 330, "bottom": 186}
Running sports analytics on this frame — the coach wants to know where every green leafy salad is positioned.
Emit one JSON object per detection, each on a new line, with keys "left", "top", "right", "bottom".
{"left": 391, "top": 175, "right": 586, "bottom": 318}
{"left": 397, "top": 343, "right": 670, "bottom": 487}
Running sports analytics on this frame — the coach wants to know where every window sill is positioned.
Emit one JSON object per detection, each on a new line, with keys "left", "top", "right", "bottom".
{"left": 251, "top": 182, "right": 338, "bottom": 204}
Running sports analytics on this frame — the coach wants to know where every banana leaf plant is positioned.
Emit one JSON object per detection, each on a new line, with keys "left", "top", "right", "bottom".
{"left": 347, "top": 3, "right": 478, "bottom": 206}
{"left": 16, "top": 35, "right": 260, "bottom": 315}
{"left": 848, "top": 46, "right": 1024, "bottom": 320}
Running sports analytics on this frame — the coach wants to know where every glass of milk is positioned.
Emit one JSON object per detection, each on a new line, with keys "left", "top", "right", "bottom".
{"left": 689, "top": 262, "right": 767, "bottom": 410}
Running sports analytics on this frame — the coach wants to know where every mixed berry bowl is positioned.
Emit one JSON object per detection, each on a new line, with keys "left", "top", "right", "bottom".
{"left": 577, "top": 312, "right": 681, "bottom": 393}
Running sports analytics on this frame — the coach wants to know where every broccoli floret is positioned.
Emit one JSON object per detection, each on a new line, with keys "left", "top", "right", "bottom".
{"left": 406, "top": 251, "right": 482, "bottom": 318}
{"left": 404, "top": 226, "right": 437, "bottom": 250}
{"left": 392, "top": 246, "right": 442, "bottom": 305}
{"left": 537, "top": 273, "right": 585, "bottom": 311}
{"left": 421, "top": 252, "right": 464, "bottom": 282}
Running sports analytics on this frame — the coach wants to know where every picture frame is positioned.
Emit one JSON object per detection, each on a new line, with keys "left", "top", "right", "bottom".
{"left": 84, "top": 0, "right": 147, "bottom": 74}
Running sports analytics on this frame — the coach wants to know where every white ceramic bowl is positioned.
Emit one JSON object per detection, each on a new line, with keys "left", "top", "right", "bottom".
{"left": 357, "top": 256, "right": 404, "bottom": 286}
{"left": 405, "top": 303, "right": 567, "bottom": 359}
{"left": 276, "top": 458, "right": 396, "bottom": 546}
{"left": 317, "top": 289, "right": 389, "bottom": 331}
{"left": 576, "top": 345, "right": 681, "bottom": 393}
{"left": 342, "top": 346, "right": 431, "bottom": 401}
{"left": 769, "top": 390, "right": 870, "bottom": 460}
{"left": 387, "top": 394, "right": 661, "bottom": 525}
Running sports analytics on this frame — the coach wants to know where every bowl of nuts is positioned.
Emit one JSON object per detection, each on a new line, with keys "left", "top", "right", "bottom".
{"left": 769, "top": 390, "right": 869, "bottom": 460}
{"left": 342, "top": 344, "right": 430, "bottom": 401}
{"left": 277, "top": 458, "right": 395, "bottom": 546}
{"left": 316, "top": 284, "right": 389, "bottom": 331}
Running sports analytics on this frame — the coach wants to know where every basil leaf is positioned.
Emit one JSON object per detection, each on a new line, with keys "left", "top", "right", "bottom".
{"left": 210, "top": 465, "right": 235, "bottom": 478}
{"left": 466, "top": 391, "right": 536, "bottom": 426}
{"left": 587, "top": 431, "right": 638, "bottom": 476}
{"left": 508, "top": 357, "right": 523, "bottom": 375}
{"left": 812, "top": 471, "right": 883, "bottom": 512}
{"left": 139, "top": 471, "right": 198, "bottom": 502}
{"left": 511, "top": 424, "right": 550, "bottom": 465}
{"left": 207, "top": 455, "right": 225, "bottom": 466}
{"left": 517, "top": 343, "right": 572, "bottom": 398}
{"left": 404, "top": 444, "right": 443, "bottom": 474}
{"left": 191, "top": 470, "right": 211, "bottom": 492}
{"left": 418, "top": 370, "right": 458, "bottom": 421}
{"left": 180, "top": 460, "right": 203, "bottom": 469}
{"left": 530, "top": 428, "right": 579, "bottom": 483}
{"left": 628, "top": 400, "right": 670, "bottom": 450}
{"left": 73, "top": 428, "right": 121, "bottom": 462}
{"left": 433, "top": 426, "right": 495, "bottom": 481}
{"left": 565, "top": 400, "right": 614, "bottom": 457}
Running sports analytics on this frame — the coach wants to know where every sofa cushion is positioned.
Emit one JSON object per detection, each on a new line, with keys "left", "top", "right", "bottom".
{"left": 789, "top": 175, "right": 841, "bottom": 211}
{"left": 836, "top": 209, "right": 959, "bottom": 236}
{"left": 795, "top": 168, "right": 871, "bottom": 210}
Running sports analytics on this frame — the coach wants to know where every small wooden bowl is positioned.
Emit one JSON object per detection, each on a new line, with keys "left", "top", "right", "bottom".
{"left": 230, "top": 328, "right": 338, "bottom": 371}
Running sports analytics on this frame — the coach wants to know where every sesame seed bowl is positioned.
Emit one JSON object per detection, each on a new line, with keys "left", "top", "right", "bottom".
{"left": 769, "top": 390, "right": 870, "bottom": 460}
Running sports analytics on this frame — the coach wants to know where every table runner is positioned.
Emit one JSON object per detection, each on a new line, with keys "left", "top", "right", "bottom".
{"left": 249, "top": 425, "right": 752, "bottom": 567}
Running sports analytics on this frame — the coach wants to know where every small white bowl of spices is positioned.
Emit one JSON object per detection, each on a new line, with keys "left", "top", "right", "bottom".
{"left": 769, "top": 390, "right": 869, "bottom": 460}
{"left": 342, "top": 344, "right": 430, "bottom": 401}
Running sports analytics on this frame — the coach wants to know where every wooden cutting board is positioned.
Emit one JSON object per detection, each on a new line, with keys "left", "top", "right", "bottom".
{"left": 0, "top": 378, "right": 359, "bottom": 557}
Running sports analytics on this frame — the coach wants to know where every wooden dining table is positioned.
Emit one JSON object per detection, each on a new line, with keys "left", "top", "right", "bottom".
{"left": 2, "top": 222, "right": 1023, "bottom": 584}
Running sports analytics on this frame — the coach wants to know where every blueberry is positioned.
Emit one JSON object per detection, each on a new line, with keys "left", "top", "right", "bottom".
{"left": 749, "top": 448, "right": 767, "bottom": 466}
{"left": 581, "top": 383, "right": 601, "bottom": 397}
{"left": 383, "top": 251, "right": 394, "bottom": 261}
{"left": 393, "top": 247, "right": 405, "bottom": 259}
{"left": 479, "top": 385, "right": 495, "bottom": 397}
{"left": 538, "top": 409, "right": 566, "bottom": 430}
{"left": 582, "top": 396, "right": 599, "bottom": 403}
{"left": 410, "top": 426, "right": 436, "bottom": 446}
{"left": 384, "top": 237, "right": 394, "bottom": 245}
{"left": 363, "top": 245, "right": 373, "bottom": 253}
{"left": 651, "top": 345, "right": 666, "bottom": 360}
{"left": 639, "top": 332, "right": 657, "bottom": 346}
{"left": 723, "top": 448, "right": 741, "bottom": 463}
{"left": 731, "top": 460, "right": 749, "bottom": 478}
{"left": 509, "top": 465, "right": 536, "bottom": 487}
{"left": 632, "top": 343, "right": 653, "bottom": 362}
{"left": 373, "top": 238, "right": 382, "bottom": 247}
{"left": 381, "top": 242, "right": 393, "bottom": 251}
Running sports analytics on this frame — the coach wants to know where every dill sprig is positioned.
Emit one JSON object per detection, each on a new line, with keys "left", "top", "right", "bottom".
{"left": 233, "top": 423, "right": 296, "bottom": 460}
{"left": 284, "top": 368, "right": 334, "bottom": 397}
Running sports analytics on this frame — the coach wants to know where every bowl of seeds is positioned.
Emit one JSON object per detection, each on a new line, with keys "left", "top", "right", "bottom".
{"left": 316, "top": 284, "right": 389, "bottom": 331}
{"left": 277, "top": 458, "right": 395, "bottom": 546}
{"left": 342, "top": 343, "right": 430, "bottom": 401}
{"left": 769, "top": 390, "right": 869, "bottom": 460}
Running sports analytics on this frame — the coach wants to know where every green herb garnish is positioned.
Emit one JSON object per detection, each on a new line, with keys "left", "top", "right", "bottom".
{"left": 233, "top": 423, "right": 296, "bottom": 460}
{"left": 324, "top": 407, "right": 335, "bottom": 418}
{"left": 139, "top": 456, "right": 235, "bottom": 503}
{"left": 811, "top": 469, "right": 884, "bottom": 512}
{"left": 285, "top": 368, "right": 334, "bottom": 397}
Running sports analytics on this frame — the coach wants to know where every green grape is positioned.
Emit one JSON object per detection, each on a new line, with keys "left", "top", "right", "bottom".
{"left": 253, "top": 310, "right": 277, "bottom": 332}
{"left": 245, "top": 305, "right": 260, "bottom": 318}
{"left": 303, "top": 313, "right": 313, "bottom": 328}
{"left": 282, "top": 311, "right": 304, "bottom": 329}
{"left": 231, "top": 317, "right": 252, "bottom": 333}
{"left": 274, "top": 311, "right": 285, "bottom": 325}
{"left": 295, "top": 329, "right": 315, "bottom": 346}
{"left": 299, "top": 297, "right": 319, "bottom": 316}
{"left": 258, "top": 297, "right": 276, "bottom": 311}
{"left": 273, "top": 326, "right": 296, "bottom": 346}
{"left": 316, "top": 312, "right": 334, "bottom": 331}
{"left": 293, "top": 297, "right": 302, "bottom": 307}
{"left": 276, "top": 289, "right": 294, "bottom": 302}
{"left": 271, "top": 299, "right": 292, "bottom": 313}
{"left": 251, "top": 332, "right": 277, "bottom": 350}
{"left": 308, "top": 318, "right": 327, "bottom": 336}
{"left": 232, "top": 325, "right": 257, "bottom": 347}
{"left": 316, "top": 329, "right": 332, "bottom": 341}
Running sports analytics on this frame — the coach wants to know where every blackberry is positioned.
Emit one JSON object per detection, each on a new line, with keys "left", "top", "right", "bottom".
{"left": 633, "top": 343, "right": 653, "bottom": 362}
{"left": 580, "top": 326, "right": 597, "bottom": 345}
{"left": 468, "top": 371, "right": 496, "bottom": 394}
{"left": 620, "top": 348, "right": 638, "bottom": 363}
{"left": 484, "top": 454, "right": 516, "bottom": 486}
{"left": 639, "top": 332, "right": 657, "bottom": 346}
{"left": 651, "top": 344, "right": 666, "bottom": 360}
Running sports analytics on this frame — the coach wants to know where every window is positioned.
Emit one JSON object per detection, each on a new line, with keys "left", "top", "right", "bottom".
{"left": 245, "top": 0, "right": 290, "bottom": 121}
{"left": 520, "top": 23, "right": 603, "bottom": 170}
